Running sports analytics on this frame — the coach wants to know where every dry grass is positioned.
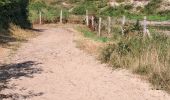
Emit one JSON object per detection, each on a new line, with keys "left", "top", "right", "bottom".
{"left": 100, "top": 34, "right": 170, "bottom": 92}
{"left": 0, "top": 24, "right": 39, "bottom": 63}
{"left": 72, "top": 26, "right": 105, "bottom": 55}
{"left": 5, "top": 24, "right": 37, "bottom": 51}
{"left": 75, "top": 24, "right": 170, "bottom": 93}
{"left": 10, "top": 24, "right": 37, "bottom": 41}
{"left": 75, "top": 38, "right": 104, "bottom": 55}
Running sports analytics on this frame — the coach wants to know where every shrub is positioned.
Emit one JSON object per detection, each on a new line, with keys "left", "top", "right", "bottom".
{"left": 0, "top": 0, "right": 31, "bottom": 33}
{"left": 99, "top": 21, "right": 170, "bottom": 91}
{"left": 100, "top": 44, "right": 116, "bottom": 63}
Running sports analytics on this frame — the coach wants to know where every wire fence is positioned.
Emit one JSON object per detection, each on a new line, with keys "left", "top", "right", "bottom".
{"left": 36, "top": 9, "right": 170, "bottom": 36}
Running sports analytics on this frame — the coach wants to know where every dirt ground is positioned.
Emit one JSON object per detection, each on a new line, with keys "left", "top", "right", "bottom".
{"left": 0, "top": 47, "right": 9, "bottom": 64}
{"left": 0, "top": 26, "right": 170, "bottom": 100}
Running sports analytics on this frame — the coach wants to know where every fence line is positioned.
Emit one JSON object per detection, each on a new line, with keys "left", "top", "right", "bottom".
{"left": 36, "top": 9, "right": 169, "bottom": 36}
{"left": 36, "top": 9, "right": 170, "bottom": 26}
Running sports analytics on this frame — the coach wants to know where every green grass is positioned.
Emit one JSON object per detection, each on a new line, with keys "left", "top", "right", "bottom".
{"left": 127, "top": 14, "right": 170, "bottom": 21}
{"left": 77, "top": 26, "right": 109, "bottom": 43}
{"left": 29, "top": 1, "right": 69, "bottom": 23}
{"left": 99, "top": 4, "right": 170, "bottom": 21}
{"left": 28, "top": 0, "right": 170, "bottom": 22}
{"left": 149, "top": 26, "right": 170, "bottom": 31}
{"left": 100, "top": 8, "right": 170, "bottom": 21}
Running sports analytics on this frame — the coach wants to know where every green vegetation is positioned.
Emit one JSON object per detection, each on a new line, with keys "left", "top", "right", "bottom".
{"left": 0, "top": 0, "right": 31, "bottom": 33}
{"left": 29, "top": 0, "right": 69, "bottom": 23}
{"left": 98, "top": 21, "right": 170, "bottom": 92}
{"left": 150, "top": 26, "right": 170, "bottom": 31}
{"left": 100, "top": 5, "right": 170, "bottom": 21}
{"left": 71, "top": 0, "right": 170, "bottom": 21}
{"left": 0, "top": 0, "right": 32, "bottom": 45}
{"left": 72, "top": 0, "right": 107, "bottom": 15}
{"left": 77, "top": 26, "right": 109, "bottom": 43}
{"left": 63, "top": 0, "right": 170, "bottom": 92}
{"left": 144, "top": 0, "right": 162, "bottom": 14}
{"left": 0, "top": 0, "right": 169, "bottom": 33}
{"left": 19, "top": 0, "right": 169, "bottom": 25}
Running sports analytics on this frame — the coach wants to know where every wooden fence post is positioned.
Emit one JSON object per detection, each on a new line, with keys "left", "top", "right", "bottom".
{"left": 121, "top": 16, "right": 125, "bottom": 35}
{"left": 98, "top": 17, "right": 102, "bottom": 37}
{"left": 143, "top": 16, "right": 151, "bottom": 38}
{"left": 92, "top": 16, "right": 94, "bottom": 28}
{"left": 39, "top": 11, "right": 42, "bottom": 25}
{"left": 86, "top": 10, "right": 89, "bottom": 26}
{"left": 122, "top": 15, "right": 126, "bottom": 26}
{"left": 60, "top": 9, "right": 63, "bottom": 24}
{"left": 108, "top": 16, "right": 111, "bottom": 34}
{"left": 143, "top": 16, "right": 147, "bottom": 37}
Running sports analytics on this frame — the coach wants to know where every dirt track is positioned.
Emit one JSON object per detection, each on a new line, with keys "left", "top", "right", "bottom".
{"left": 1, "top": 26, "right": 170, "bottom": 100}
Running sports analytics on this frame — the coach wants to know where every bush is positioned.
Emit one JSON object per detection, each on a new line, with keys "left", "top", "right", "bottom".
{"left": 0, "top": 0, "right": 31, "bottom": 33}
{"left": 100, "top": 44, "right": 116, "bottom": 63}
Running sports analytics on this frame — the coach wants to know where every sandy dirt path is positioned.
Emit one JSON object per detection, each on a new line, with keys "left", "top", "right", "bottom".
{"left": 1, "top": 26, "right": 170, "bottom": 100}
